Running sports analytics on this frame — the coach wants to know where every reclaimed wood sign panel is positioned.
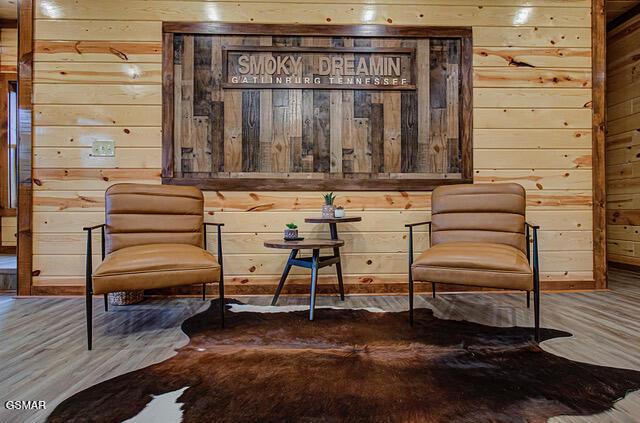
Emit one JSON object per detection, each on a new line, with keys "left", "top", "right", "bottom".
{"left": 162, "top": 24, "right": 472, "bottom": 191}
{"left": 223, "top": 46, "right": 415, "bottom": 90}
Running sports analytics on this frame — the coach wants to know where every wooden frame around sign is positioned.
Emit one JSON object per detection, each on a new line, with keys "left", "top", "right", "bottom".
{"left": 162, "top": 23, "right": 473, "bottom": 191}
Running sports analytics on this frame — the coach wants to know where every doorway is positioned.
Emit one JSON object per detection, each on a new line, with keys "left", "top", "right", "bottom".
{"left": 0, "top": 73, "right": 17, "bottom": 291}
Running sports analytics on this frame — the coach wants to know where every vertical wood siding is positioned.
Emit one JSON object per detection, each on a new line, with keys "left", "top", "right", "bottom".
{"left": 606, "top": 13, "right": 640, "bottom": 268}
{"left": 31, "top": 0, "right": 594, "bottom": 292}
{"left": 171, "top": 34, "right": 463, "bottom": 183}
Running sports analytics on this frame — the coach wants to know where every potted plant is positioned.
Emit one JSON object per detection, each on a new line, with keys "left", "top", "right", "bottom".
{"left": 322, "top": 192, "right": 336, "bottom": 218}
{"left": 334, "top": 205, "right": 345, "bottom": 218}
{"left": 284, "top": 223, "right": 299, "bottom": 240}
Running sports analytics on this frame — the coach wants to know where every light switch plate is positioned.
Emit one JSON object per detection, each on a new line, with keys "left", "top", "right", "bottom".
{"left": 91, "top": 140, "right": 115, "bottom": 157}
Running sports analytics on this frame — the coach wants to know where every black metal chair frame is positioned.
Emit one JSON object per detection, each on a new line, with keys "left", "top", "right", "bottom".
{"left": 406, "top": 221, "right": 541, "bottom": 342}
{"left": 83, "top": 222, "right": 225, "bottom": 350}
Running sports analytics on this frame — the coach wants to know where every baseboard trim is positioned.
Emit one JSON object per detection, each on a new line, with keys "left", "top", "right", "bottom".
{"left": 608, "top": 260, "right": 640, "bottom": 273}
{"left": 30, "top": 279, "right": 596, "bottom": 296}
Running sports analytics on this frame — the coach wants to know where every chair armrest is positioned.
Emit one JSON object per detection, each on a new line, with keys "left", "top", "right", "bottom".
{"left": 83, "top": 224, "right": 106, "bottom": 260}
{"left": 83, "top": 224, "right": 105, "bottom": 231}
{"left": 406, "top": 221, "right": 431, "bottom": 267}
{"left": 405, "top": 221, "right": 431, "bottom": 228}
{"left": 83, "top": 224, "right": 106, "bottom": 296}
{"left": 204, "top": 222, "right": 225, "bottom": 227}
{"left": 203, "top": 223, "right": 225, "bottom": 275}
{"left": 524, "top": 222, "right": 540, "bottom": 272}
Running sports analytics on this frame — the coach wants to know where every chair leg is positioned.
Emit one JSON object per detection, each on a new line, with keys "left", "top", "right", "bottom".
{"left": 408, "top": 272, "right": 414, "bottom": 326}
{"left": 309, "top": 249, "right": 320, "bottom": 321}
{"left": 533, "top": 279, "right": 540, "bottom": 342}
{"left": 103, "top": 294, "right": 109, "bottom": 312}
{"left": 432, "top": 282, "right": 436, "bottom": 299}
{"left": 219, "top": 277, "right": 225, "bottom": 329}
{"left": 526, "top": 291, "right": 531, "bottom": 309}
{"left": 86, "top": 291, "right": 93, "bottom": 351}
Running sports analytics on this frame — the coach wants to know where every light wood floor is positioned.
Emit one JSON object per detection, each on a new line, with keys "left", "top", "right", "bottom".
{"left": 1, "top": 269, "right": 639, "bottom": 423}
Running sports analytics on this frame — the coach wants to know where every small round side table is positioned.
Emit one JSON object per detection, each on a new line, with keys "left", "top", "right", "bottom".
{"left": 264, "top": 239, "right": 345, "bottom": 320}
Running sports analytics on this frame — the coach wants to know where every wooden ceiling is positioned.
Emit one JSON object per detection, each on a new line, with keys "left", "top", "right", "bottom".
{"left": 0, "top": 0, "right": 15, "bottom": 20}
{"left": 0, "top": 1, "right": 635, "bottom": 31}
{"left": 608, "top": 0, "right": 640, "bottom": 26}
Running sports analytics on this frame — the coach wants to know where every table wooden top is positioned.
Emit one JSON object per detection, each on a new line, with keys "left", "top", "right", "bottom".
{"left": 304, "top": 216, "right": 362, "bottom": 224}
{"left": 264, "top": 239, "right": 345, "bottom": 249}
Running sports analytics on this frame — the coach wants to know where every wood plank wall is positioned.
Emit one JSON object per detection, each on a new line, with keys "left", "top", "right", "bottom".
{"left": 606, "top": 12, "right": 640, "bottom": 268}
{"left": 0, "top": 27, "right": 16, "bottom": 73}
{"left": 0, "top": 27, "right": 16, "bottom": 248}
{"left": 31, "top": 0, "right": 595, "bottom": 294}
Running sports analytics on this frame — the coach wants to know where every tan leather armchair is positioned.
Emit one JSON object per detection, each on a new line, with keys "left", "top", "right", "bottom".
{"left": 83, "top": 184, "right": 224, "bottom": 350}
{"left": 407, "top": 183, "right": 541, "bottom": 341}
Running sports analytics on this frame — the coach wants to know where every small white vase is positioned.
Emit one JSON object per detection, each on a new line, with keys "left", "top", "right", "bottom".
{"left": 334, "top": 208, "right": 345, "bottom": 218}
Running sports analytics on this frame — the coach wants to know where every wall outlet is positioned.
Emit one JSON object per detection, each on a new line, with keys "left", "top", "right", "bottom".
{"left": 91, "top": 140, "right": 115, "bottom": 157}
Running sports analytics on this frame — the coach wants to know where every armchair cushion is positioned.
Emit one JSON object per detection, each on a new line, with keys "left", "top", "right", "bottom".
{"left": 92, "top": 243, "right": 220, "bottom": 295}
{"left": 412, "top": 242, "right": 532, "bottom": 291}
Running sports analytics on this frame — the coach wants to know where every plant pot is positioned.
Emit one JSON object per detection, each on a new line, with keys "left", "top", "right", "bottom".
{"left": 334, "top": 208, "right": 345, "bottom": 218}
{"left": 284, "top": 228, "right": 299, "bottom": 240}
{"left": 322, "top": 205, "right": 336, "bottom": 218}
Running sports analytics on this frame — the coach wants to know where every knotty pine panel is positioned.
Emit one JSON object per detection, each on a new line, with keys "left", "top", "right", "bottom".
{"left": 32, "top": 169, "right": 162, "bottom": 190}
{"left": 473, "top": 47, "right": 591, "bottom": 68}
{"left": 33, "top": 84, "right": 161, "bottom": 105}
{"left": 34, "top": 40, "right": 162, "bottom": 63}
{"left": 33, "top": 147, "right": 162, "bottom": 168}
{"left": 34, "top": 127, "right": 162, "bottom": 147}
{"left": 31, "top": 189, "right": 592, "bottom": 213}
{"left": 474, "top": 129, "right": 591, "bottom": 149}
{"left": 474, "top": 108, "right": 592, "bottom": 128}
{"left": 32, "top": 229, "right": 592, "bottom": 256}
{"left": 606, "top": 12, "right": 640, "bottom": 267}
{"left": 69, "top": 250, "right": 596, "bottom": 277}
{"left": 33, "top": 250, "right": 593, "bottom": 278}
{"left": 31, "top": 0, "right": 595, "bottom": 293}
{"left": 2, "top": 216, "right": 17, "bottom": 246}
{"left": 33, "top": 62, "right": 161, "bottom": 84}
{"left": 473, "top": 68, "right": 591, "bottom": 88}
{"left": 34, "top": 105, "right": 162, "bottom": 126}
{"left": 0, "top": 28, "right": 17, "bottom": 73}
{"left": 474, "top": 88, "right": 592, "bottom": 109}
{"left": 473, "top": 27, "right": 591, "bottom": 48}
{"left": 32, "top": 270, "right": 597, "bottom": 293}
{"left": 35, "top": 2, "right": 591, "bottom": 27}
{"left": 474, "top": 169, "right": 592, "bottom": 190}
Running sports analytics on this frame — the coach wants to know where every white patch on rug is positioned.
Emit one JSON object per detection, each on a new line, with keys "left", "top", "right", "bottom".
{"left": 123, "top": 386, "right": 188, "bottom": 423}
{"left": 227, "top": 304, "right": 385, "bottom": 313}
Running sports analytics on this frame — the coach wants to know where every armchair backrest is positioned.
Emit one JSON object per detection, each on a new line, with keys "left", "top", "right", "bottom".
{"left": 104, "top": 183, "right": 204, "bottom": 254}
{"left": 431, "top": 183, "right": 527, "bottom": 253}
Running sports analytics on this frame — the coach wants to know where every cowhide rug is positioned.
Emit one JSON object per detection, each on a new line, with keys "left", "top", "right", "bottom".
{"left": 48, "top": 300, "right": 640, "bottom": 422}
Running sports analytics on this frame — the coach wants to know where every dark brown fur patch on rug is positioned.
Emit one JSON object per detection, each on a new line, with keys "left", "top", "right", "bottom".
{"left": 48, "top": 300, "right": 640, "bottom": 422}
